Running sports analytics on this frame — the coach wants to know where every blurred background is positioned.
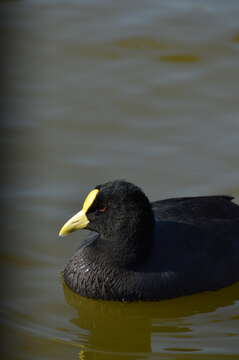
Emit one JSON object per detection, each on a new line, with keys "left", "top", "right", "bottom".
{"left": 1, "top": 0, "right": 239, "bottom": 359}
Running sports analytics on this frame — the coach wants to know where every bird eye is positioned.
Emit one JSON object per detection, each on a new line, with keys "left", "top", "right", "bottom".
{"left": 98, "top": 207, "right": 107, "bottom": 213}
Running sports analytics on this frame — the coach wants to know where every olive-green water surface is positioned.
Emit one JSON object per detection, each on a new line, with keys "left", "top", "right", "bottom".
{"left": 1, "top": 1, "right": 239, "bottom": 359}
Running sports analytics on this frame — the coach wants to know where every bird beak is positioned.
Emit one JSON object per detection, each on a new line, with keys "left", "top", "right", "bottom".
{"left": 59, "top": 189, "right": 99, "bottom": 237}
{"left": 59, "top": 209, "right": 89, "bottom": 236}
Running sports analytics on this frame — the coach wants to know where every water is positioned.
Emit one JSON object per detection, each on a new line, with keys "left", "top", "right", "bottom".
{"left": 1, "top": 1, "right": 239, "bottom": 359}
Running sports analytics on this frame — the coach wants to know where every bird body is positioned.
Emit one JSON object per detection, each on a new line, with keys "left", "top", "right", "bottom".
{"left": 60, "top": 181, "right": 239, "bottom": 301}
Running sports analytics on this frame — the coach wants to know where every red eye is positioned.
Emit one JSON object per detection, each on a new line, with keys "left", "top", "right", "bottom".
{"left": 99, "top": 207, "right": 107, "bottom": 213}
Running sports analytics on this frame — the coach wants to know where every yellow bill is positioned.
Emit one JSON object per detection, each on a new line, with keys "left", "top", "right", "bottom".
{"left": 59, "top": 189, "right": 99, "bottom": 237}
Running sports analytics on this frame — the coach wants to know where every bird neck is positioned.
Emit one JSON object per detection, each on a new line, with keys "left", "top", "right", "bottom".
{"left": 97, "top": 213, "right": 155, "bottom": 269}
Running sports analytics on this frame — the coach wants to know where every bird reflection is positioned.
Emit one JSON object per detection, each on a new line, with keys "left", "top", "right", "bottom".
{"left": 62, "top": 281, "right": 239, "bottom": 360}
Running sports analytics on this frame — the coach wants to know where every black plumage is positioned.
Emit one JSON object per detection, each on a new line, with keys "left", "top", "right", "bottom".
{"left": 61, "top": 180, "right": 239, "bottom": 301}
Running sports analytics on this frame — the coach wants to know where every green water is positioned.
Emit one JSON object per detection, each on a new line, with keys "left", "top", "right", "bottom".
{"left": 1, "top": 0, "right": 239, "bottom": 359}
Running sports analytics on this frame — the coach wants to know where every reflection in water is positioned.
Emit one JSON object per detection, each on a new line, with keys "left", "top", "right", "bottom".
{"left": 63, "top": 281, "right": 239, "bottom": 360}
